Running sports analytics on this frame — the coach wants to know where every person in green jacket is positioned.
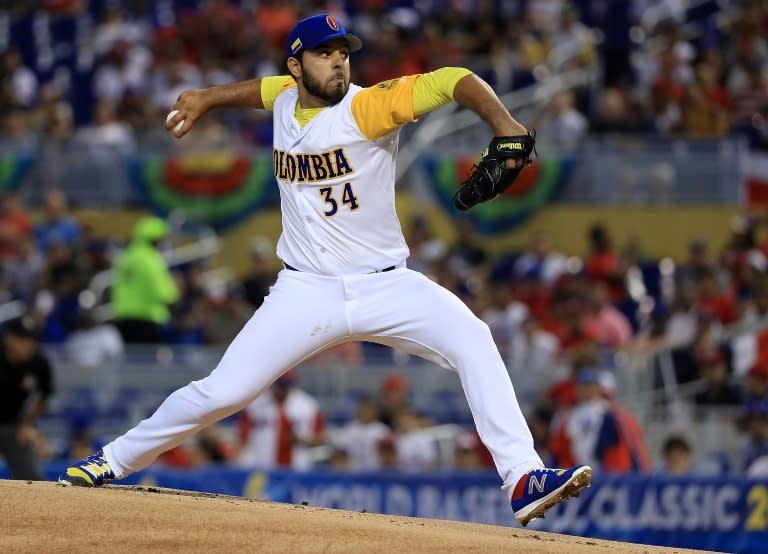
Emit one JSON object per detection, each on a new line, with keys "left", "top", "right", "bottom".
{"left": 112, "top": 216, "right": 179, "bottom": 343}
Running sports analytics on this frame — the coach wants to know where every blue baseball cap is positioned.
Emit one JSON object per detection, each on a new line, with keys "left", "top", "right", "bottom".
{"left": 286, "top": 14, "right": 362, "bottom": 58}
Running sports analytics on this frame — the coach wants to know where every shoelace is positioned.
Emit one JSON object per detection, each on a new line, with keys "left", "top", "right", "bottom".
{"left": 530, "top": 467, "right": 563, "bottom": 474}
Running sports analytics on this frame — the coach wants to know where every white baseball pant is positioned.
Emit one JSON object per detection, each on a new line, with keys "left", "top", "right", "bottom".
{"left": 103, "top": 267, "right": 543, "bottom": 500}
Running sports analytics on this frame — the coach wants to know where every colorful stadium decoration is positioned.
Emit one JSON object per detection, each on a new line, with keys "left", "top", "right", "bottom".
{"left": 128, "top": 153, "right": 277, "bottom": 230}
{"left": 422, "top": 154, "right": 576, "bottom": 233}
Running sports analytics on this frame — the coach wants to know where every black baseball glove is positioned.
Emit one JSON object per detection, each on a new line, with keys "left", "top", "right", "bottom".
{"left": 453, "top": 131, "right": 537, "bottom": 211}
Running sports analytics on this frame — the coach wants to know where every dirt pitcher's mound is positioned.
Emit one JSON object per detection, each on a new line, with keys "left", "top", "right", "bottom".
{"left": 1, "top": 480, "right": 715, "bottom": 553}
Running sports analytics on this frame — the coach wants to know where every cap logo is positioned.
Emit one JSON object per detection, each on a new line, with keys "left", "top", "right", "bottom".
{"left": 291, "top": 38, "right": 302, "bottom": 54}
{"left": 326, "top": 15, "right": 339, "bottom": 31}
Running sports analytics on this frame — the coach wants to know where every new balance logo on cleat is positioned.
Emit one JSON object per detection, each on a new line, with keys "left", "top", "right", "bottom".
{"left": 58, "top": 450, "right": 115, "bottom": 488}
{"left": 511, "top": 466, "right": 592, "bottom": 526}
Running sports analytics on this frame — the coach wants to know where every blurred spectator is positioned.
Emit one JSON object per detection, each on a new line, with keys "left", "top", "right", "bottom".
{"left": 581, "top": 281, "right": 633, "bottom": 348}
{"left": 693, "top": 347, "right": 742, "bottom": 416}
{"left": 728, "top": 62, "right": 768, "bottom": 132}
{"left": 377, "top": 373, "right": 410, "bottom": 428}
{"left": 3, "top": 235, "right": 44, "bottom": 305}
{"left": 0, "top": 315, "right": 53, "bottom": 480}
{"left": 64, "top": 428, "right": 99, "bottom": 462}
{"left": 480, "top": 280, "right": 528, "bottom": 356}
{"left": 453, "top": 431, "right": 482, "bottom": 470}
{"left": 93, "top": 5, "right": 150, "bottom": 57}
{"left": 34, "top": 189, "right": 81, "bottom": 254}
{"left": 548, "top": 368, "right": 647, "bottom": 473}
{"left": 376, "top": 433, "right": 399, "bottom": 470}
{"left": 584, "top": 223, "right": 621, "bottom": 286}
{"left": 241, "top": 237, "right": 277, "bottom": 310}
{"left": 694, "top": 269, "right": 738, "bottom": 326}
{"left": 335, "top": 397, "right": 390, "bottom": 471}
{"left": 253, "top": 0, "right": 299, "bottom": 52}
{"left": 544, "top": 346, "right": 602, "bottom": 409}
{"left": 236, "top": 371, "right": 325, "bottom": 470}
{"left": 112, "top": 216, "right": 179, "bottom": 343}
{"left": 742, "top": 399, "right": 768, "bottom": 475}
{"left": 658, "top": 435, "right": 693, "bottom": 475}
{"left": 531, "top": 90, "right": 588, "bottom": 153}
{"left": 202, "top": 284, "right": 254, "bottom": 345}
{"left": 405, "top": 215, "right": 447, "bottom": 276}
{"left": 514, "top": 234, "right": 568, "bottom": 287}
{"left": 694, "top": 61, "right": 729, "bottom": 109}
{"left": 674, "top": 238, "right": 721, "bottom": 293}
{"left": 327, "top": 447, "right": 350, "bottom": 471}
{"left": 658, "top": 434, "right": 731, "bottom": 476}
{"left": 682, "top": 80, "right": 729, "bottom": 138}
{"left": 507, "top": 314, "right": 559, "bottom": 375}
{"left": 307, "top": 341, "right": 363, "bottom": 367}
{"left": 667, "top": 325, "right": 725, "bottom": 386}
{"left": 590, "top": 88, "right": 652, "bottom": 134}
{"left": 39, "top": 239, "right": 87, "bottom": 338}
{"left": 73, "top": 100, "right": 136, "bottom": 154}
{"left": 0, "top": 192, "right": 32, "bottom": 261}
{"left": 529, "top": 405, "right": 555, "bottom": 463}
{"left": 93, "top": 39, "right": 151, "bottom": 105}
{"left": 29, "top": 97, "right": 76, "bottom": 196}
{"left": 551, "top": 4, "right": 596, "bottom": 71}
{"left": 453, "top": 430, "right": 494, "bottom": 471}
{"left": 665, "top": 288, "right": 701, "bottom": 347}
{"left": 650, "top": 49, "right": 686, "bottom": 134}
{"left": 157, "top": 424, "right": 235, "bottom": 469}
{"left": 190, "top": 425, "right": 236, "bottom": 465}
{"left": 394, "top": 408, "right": 437, "bottom": 471}
{"left": 65, "top": 310, "right": 124, "bottom": 406}
{"left": 742, "top": 362, "right": 768, "bottom": 415}
{"left": 0, "top": 108, "right": 38, "bottom": 153}
{"left": 0, "top": 48, "right": 38, "bottom": 108}
{"left": 446, "top": 218, "right": 488, "bottom": 278}
{"left": 739, "top": 278, "right": 768, "bottom": 329}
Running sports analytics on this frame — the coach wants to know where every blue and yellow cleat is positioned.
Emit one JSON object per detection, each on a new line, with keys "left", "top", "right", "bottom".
{"left": 511, "top": 465, "right": 592, "bottom": 526}
{"left": 58, "top": 450, "right": 115, "bottom": 487}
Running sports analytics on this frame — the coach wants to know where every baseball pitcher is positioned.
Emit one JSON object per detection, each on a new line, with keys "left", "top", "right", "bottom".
{"left": 61, "top": 14, "right": 591, "bottom": 526}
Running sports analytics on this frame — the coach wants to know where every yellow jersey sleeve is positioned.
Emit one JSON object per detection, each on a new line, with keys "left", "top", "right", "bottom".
{"left": 352, "top": 75, "right": 420, "bottom": 141}
{"left": 412, "top": 67, "right": 473, "bottom": 115}
{"left": 261, "top": 76, "right": 297, "bottom": 111}
{"left": 352, "top": 68, "right": 473, "bottom": 141}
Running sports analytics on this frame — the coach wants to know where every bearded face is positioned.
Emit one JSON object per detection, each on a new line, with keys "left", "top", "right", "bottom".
{"left": 300, "top": 62, "right": 348, "bottom": 105}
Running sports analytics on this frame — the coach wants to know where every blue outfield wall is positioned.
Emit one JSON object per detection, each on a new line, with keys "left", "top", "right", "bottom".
{"left": 4, "top": 463, "right": 768, "bottom": 554}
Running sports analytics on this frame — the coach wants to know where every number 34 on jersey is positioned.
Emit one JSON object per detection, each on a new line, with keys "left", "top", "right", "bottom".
{"left": 319, "top": 182, "right": 359, "bottom": 217}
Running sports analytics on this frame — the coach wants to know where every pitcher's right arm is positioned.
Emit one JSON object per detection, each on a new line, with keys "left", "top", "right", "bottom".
{"left": 166, "top": 76, "right": 295, "bottom": 137}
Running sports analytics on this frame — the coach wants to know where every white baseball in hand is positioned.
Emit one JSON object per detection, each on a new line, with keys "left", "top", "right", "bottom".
{"left": 166, "top": 110, "right": 185, "bottom": 135}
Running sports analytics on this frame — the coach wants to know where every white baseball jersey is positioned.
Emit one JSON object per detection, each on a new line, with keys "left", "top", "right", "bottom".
{"left": 272, "top": 84, "right": 409, "bottom": 275}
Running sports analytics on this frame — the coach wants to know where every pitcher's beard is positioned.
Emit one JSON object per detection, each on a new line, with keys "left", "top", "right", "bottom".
{"left": 302, "top": 67, "right": 347, "bottom": 105}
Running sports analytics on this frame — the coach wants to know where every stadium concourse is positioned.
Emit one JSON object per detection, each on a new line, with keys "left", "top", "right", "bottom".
{"left": 0, "top": 480, "right": 719, "bottom": 554}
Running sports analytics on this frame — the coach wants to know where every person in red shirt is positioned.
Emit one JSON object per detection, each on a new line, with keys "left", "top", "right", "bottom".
{"left": 694, "top": 269, "right": 737, "bottom": 325}
{"left": 0, "top": 192, "right": 31, "bottom": 261}
{"left": 583, "top": 223, "right": 624, "bottom": 301}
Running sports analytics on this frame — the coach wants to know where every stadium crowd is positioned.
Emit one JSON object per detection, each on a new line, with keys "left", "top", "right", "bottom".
{"left": 1, "top": 0, "right": 768, "bottom": 480}
{"left": 0, "top": 0, "right": 767, "bottom": 156}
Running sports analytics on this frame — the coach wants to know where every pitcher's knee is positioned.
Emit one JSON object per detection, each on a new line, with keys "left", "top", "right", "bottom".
{"left": 470, "top": 318, "right": 497, "bottom": 347}
{"left": 187, "top": 379, "right": 254, "bottom": 419}
{"left": 447, "top": 318, "right": 498, "bottom": 358}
